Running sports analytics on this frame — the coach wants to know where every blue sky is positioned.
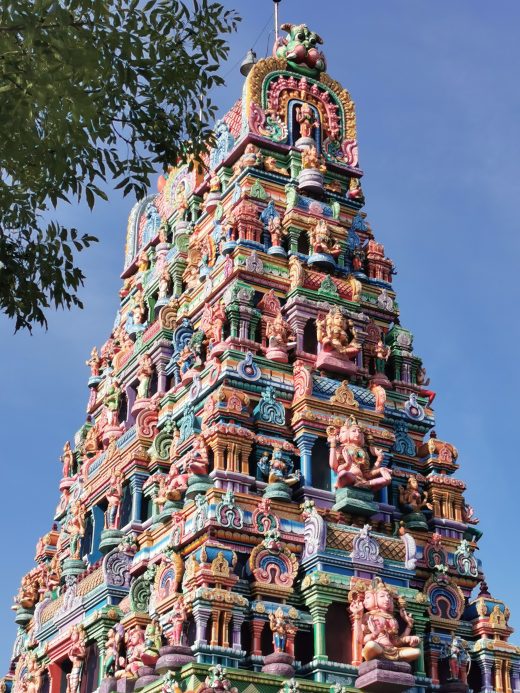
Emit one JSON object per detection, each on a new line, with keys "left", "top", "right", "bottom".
{"left": 1, "top": 0, "right": 520, "bottom": 669}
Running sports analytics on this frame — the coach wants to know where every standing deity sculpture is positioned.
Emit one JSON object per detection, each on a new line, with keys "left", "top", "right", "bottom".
{"left": 103, "top": 378, "right": 122, "bottom": 427}
{"left": 66, "top": 625, "right": 87, "bottom": 693}
{"left": 295, "top": 102, "right": 318, "bottom": 140}
{"left": 268, "top": 608, "right": 296, "bottom": 654}
{"left": 268, "top": 215, "right": 287, "bottom": 248}
{"left": 349, "top": 578, "right": 420, "bottom": 663}
{"left": 104, "top": 471, "right": 123, "bottom": 529}
{"left": 328, "top": 416, "right": 391, "bottom": 491}
{"left": 167, "top": 596, "right": 188, "bottom": 646}
{"left": 18, "top": 653, "right": 44, "bottom": 693}
{"left": 61, "top": 441, "right": 76, "bottom": 479}
{"left": 370, "top": 383, "right": 386, "bottom": 414}
{"left": 86, "top": 346, "right": 102, "bottom": 376}
{"left": 136, "top": 353, "right": 154, "bottom": 399}
{"left": 65, "top": 500, "right": 86, "bottom": 560}
{"left": 374, "top": 340, "right": 390, "bottom": 373}
{"left": 158, "top": 268, "right": 172, "bottom": 300}
{"left": 445, "top": 636, "right": 470, "bottom": 683}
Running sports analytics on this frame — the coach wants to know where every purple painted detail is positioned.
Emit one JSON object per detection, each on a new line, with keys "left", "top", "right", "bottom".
{"left": 355, "top": 659, "right": 415, "bottom": 693}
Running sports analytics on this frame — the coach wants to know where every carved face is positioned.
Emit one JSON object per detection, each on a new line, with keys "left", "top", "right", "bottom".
{"left": 364, "top": 586, "right": 393, "bottom": 613}
{"left": 340, "top": 422, "right": 364, "bottom": 447}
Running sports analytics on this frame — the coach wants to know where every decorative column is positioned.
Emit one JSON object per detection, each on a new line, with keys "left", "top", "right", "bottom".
{"left": 511, "top": 662, "right": 520, "bottom": 692}
{"left": 231, "top": 610, "right": 245, "bottom": 650}
{"left": 496, "top": 659, "right": 505, "bottom": 693}
{"left": 308, "top": 603, "right": 329, "bottom": 661}
{"left": 479, "top": 656, "right": 495, "bottom": 693}
{"left": 250, "top": 619, "right": 265, "bottom": 656}
{"left": 47, "top": 662, "right": 63, "bottom": 693}
{"left": 295, "top": 432, "right": 317, "bottom": 486}
{"left": 130, "top": 473, "right": 147, "bottom": 524}
{"left": 192, "top": 603, "right": 212, "bottom": 647}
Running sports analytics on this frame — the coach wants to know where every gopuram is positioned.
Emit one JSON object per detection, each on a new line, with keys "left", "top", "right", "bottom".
{"left": 4, "top": 21, "right": 518, "bottom": 693}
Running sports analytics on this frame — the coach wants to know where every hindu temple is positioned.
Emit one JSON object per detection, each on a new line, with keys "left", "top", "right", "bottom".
{"left": 4, "top": 21, "right": 518, "bottom": 693}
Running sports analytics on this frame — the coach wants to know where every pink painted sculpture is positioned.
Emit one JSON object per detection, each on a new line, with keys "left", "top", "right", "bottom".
{"left": 328, "top": 417, "right": 391, "bottom": 491}
{"left": 66, "top": 625, "right": 86, "bottom": 693}
{"left": 104, "top": 471, "right": 123, "bottom": 529}
{"left": 167, "top": 596, "right": 188, "bottom": 646}
{"left": 316, "top": 306, "right": 360, "bottom": 358}
{"left": 350, "top": 578, "right": 420, "bottom": 663}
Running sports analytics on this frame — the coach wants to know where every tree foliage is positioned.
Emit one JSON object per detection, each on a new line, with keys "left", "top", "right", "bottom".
{"left": 0, "top": 0, "right": 240, "bottom": 330}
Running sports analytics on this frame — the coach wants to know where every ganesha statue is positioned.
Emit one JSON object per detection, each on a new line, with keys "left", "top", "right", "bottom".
{"left": 349, "top": 578, "right": 421, "bottom": 666}
{"left": 328, "top": 416, "right": 391, "bottom": 515}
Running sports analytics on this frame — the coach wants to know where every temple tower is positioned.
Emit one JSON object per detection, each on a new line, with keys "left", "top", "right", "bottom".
{"left": 5, "top": 22, "right": 518, "bottom": 693}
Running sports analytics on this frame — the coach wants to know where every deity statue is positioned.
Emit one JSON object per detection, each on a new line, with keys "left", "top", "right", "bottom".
{"left": 116, "top": 626, "right": 145, "bottom": 679}
{"left": 167, "top": 596, "right": 188, "bottom": 646}
{"left": 158, "top": 268, "right": 172, "bottom": 300}
{"left": 61, "top": 441, "right": 75, "bottom": 478}
{"left": 268, "top": 608, "right": 296, "bottom": 653}
{"left": 328, "top": 416, "right": 391, "bottom": 491}
{"left": 83, "top": 422, "right": 100, "bottom": 458}
{"left": 187, "top": 436, "right": 210, "bottom": 475}
{"left": 65, "top": 500, "right": 86, "bottom": 560}
{"left": 374, "top": 340, "right": 390, "bottom": 373}
{"left": 16, "top": 653, "right": 45, "bottom": 693}
{"left": 173, "top": 184, "right": 189, "bottom": 221}
{"left": 13, "top": 574, "right": 39, "bottom": 610}
{"left": 103, "top": 379, "right": 122, "bottom": 427}
{"left": 137, "top": 249, "right": 150, "bottom": 274}
{"left": 258, "top": 447, "right": 301, "bottom": 488}
{"left": 398, "top": 477, "right": 431, "bottom": 514}
{"left": 370, "top": 383, "right": 386, "bottom": 414}
{"left": 309, "top": 219, "right": 341, "bottom": 258}
{"left": 316, "top": 306, "right": 360, "bottom": 358}
{"left": 202, "top": 301, "right": 227, "bottom": 349}
{"left": 446, "top": 636, "right": 470, "bottom": 683}
{"left": 295, "top": 102, "right": 318, "bottom": 140}
{"left": 266, "top": 312, "right": 294, "bottom": 362}
{"left": 136, "top": 353, "right": 154, "bottom": 399}
{"left": 158, "top": 222, "right": 169, "bottom": 244}
{"left": 85, "top": 346, "right": 102, "bottom": 376}
{"left": 349, "top": 578, "right": 421, "bottom": 663}
{"left": 288, "top": 255, "right": 305, "bottom": 289}
{"left": 103, "top": 624, "right": 124, "bottom": 678}
{"left": 300, "top": 145, "right": 326, "bottom": 172}
{"left": 143, "top": 618, "right": 162, "bottom": 664}
{"left": 233, "top": 143, "right": 263, "bottom": 174}
{"left": 268, "top": 216, "right": 286, "bottom": 248}
{"left": 66, "top": 625, "right": 87, "bottom": 693}
{"left": 417, "top": 366, "right": 436, "bottom": 405}
{"left": 132, "top": 287, "right": 147, "bottom": 325}
{"left": 104, "top": 471, "right": 123, "bottom": 529}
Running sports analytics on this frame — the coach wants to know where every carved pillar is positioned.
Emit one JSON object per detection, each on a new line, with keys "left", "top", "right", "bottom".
{"left": 511, "top": 662, "right": 520, "bottom": 692}
{"left": 47, "top": 662, "right": 63, "bottom": 693}
{"left": 295, "top": 432, "right": 317, "bottom": 486}
{"left": 231, "top": 610, "right": 245, "bottom": 650}
{"left": 250, "top": 619, "right": 265, "bottom": 656}
{"left": 308, "top": 603, "right": 328, "bottom": 660}
{"left": 192, "top": 603, "right": 212, "bottom": 646}
{"left": 496, "top": 659, "right": 505, "bottom": 693}
{"left": 130, "top": 473, "right": 147, "bottom": 523}
{"left": 505, "top": 659, "right": 513, "bottom": 693}
{"left": 428, "top": 649, "right": 440, "bottom": 686}
{"left": 479, "top": 657, "right": 495, "bottom": 693}
{"left": 210, "top": 608, "right": 220, "bottom": 646}
{"left": 221, "top": 610, "right": 232, "bottom": 649}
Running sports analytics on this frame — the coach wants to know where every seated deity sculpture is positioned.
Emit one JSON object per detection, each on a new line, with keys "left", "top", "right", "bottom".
{"left": 328, "top": 416, "right": 391, "bottom": 491}
{"left": 316, "top": 306, "right": 361, "bottom": 358}
{"left": 350, "top": 578, "right": 421, "bottom": 663}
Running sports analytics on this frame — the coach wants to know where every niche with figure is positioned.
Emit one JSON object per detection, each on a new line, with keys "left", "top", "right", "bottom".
{"left": 289, "top": 100, "right": 321, "bottom": 149}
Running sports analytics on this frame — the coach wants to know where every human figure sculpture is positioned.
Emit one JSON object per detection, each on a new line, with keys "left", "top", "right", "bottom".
{"left": 266, "top": 312, "right": 293, "bottom": 354}
{"left": 116, "top": 626, "right": 145, "bottom": 679}
{"left": 417, "top": 366, "right": 436, "bottom": 405}
{"left": 132, "top": 287, "right": 147, "bottom": 325}
{"left": 309, "top": 219, "right": 341, "bottom": 258}
{"left": 350, "top": 578, "right": 420, "bottom": 663}
{"left": 399, "top": 477, "right": 432, "bottom": 514}
{"left": 86, "top": 346, "right": 102, "bottom": 376}
{"left": 233, "top": 143, "right": 263, "bottom": 174}
{"left": 316, "top": 307, "right": 360, "bottom": 358}
{"left": 167, "top": 596, "right": 188, "bottom": 646}
{"left": 136, "top": 353, "right": 154, "bottom": 399}
{"left": 65, "top": 501, "right": 86, "bottom": 560}
{"left": 17, "top": 653, "right": 44, "bottom": 693}
{"left": 259, "top": 447, "right": 301, "bottom": 488}
{"left": 104, "top": 472, "right": 123, "bottom": 529}
{"left": 66, "top": 625, "right": 87, "bottom": 693}
{"left": 301, "top": 145, "right": 326, "bottom": 172}
{"left": 61, "top": 441, "right": 75, "bottom": 478}
{"left": 158, "top": 268, "right": 172, "bottom": 300}
{"left": 104, "top": 379, "right": 122, "bottom": 427}
{"left": 187, "top": 436, "right": 210, "bottom": 475}
{"left": 328, "top": 417, "right": 391, "bottom": 491}
{"left": 143, "top": 619, "right": 162, "bottom": 663}
{"left": 447, "top": 636, "right": 470, "bottom": 683}
{"left": 295, "top": 102, "right": 318, "bottom": 139}
{"left": 103, "top": 625, "right": 124, "bottom": 678}
{"left": 14, "top": 574, "right": 39, "bottom": 610}
{"left": 374, "top": 340, "right": 390, "bottom": 373}
{"left": 268, "top": 608, "right": 296, "bottom": 653}
{"left": 137, "top": 249, "right": 150, "bottom": 274}
{"left": 370, "top": 383, "right": 386, "bottom": 414}
{"left": 268, "top": 216, "right": 286, "bottom": 248}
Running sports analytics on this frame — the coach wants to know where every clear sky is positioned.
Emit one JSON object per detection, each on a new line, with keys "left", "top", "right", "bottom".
{"left": 2, "top": 0, "right": 520, "bottom": 671}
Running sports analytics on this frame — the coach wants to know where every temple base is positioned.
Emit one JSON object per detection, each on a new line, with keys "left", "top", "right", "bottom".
{"left": 261, "top": 652, "right": 295, "bottom": 677}
{"left": 99, "top": 529, "right": 124, "bottom": 554}
{"left": 134, "top": 666, "right": 160, "bottom": 691}
{"left": 316, "top": 350, "right": 358, "bottom": 376}
{"left": 401, "top": 511, "right": 428, "bottom": 531}
{"left": 155, "top": 645, "right": 195, "bottom": 673}
{"left": 333, "top": 487, "right": 378, "bottom": 516}
{"left": 263, "top": 481, "right": 293, "bottom": 502}
{"left": 184, "top": 474, "right": 212, "bottom": 502}
{"left": 355, "top": 659, "right": 415, "bottom": 693}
